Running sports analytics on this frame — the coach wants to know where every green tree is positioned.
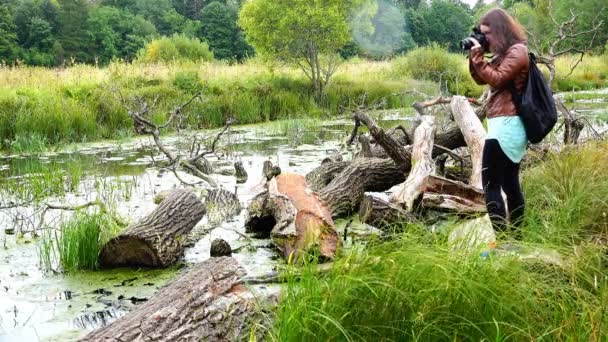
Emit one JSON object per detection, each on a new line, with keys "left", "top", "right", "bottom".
{"left": 414, "top": 0, "right": 473, "bottom": 52}
{"left": 200, "top": 1, "right": 246, "bottom": 60}
{"left": 87, "top": 6, "right": 157, "bottom": 64}
{"left": 239, "top": 0, "right": 367, "bottom": 101}
{"left": 58, "top": 0, "right": 91, "bottom": 63}
{"left": 0, "top": 4, "right": 19, "bottom": 63}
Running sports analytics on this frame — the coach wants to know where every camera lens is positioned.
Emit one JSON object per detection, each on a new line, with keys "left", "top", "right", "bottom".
{"left": 460, "top": 38, "right": 473, "bottom": 50}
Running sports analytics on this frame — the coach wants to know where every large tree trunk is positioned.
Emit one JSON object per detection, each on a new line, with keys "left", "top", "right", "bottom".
{"left": 306, "top": 161, "right": 350, "bottom": 192}
{"left": 99, "top": 190, "right": 206, "bottom": 268}
{"left": 318, "top": 158, "right": 407, "bottom": 218}
{"left": 246, "top": 173, "right": 339, "bottom": 260}
{"left": 81, "top": 257, "right": 271, "bottom": 342}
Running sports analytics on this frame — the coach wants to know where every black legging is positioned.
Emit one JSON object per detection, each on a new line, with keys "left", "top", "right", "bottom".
{"left": 481, "top": 139, "right": 525, "bottom": 233}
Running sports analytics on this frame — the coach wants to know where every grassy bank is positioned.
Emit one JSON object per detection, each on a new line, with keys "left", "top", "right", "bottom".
{"left": 0, "top": 60, "right": 435, "bottom": 151}
{"left": 1, "top": 49, "right": 606, "bottom": 152}
{"left": 270, "top": 142, "right": 608, "bottom": 341}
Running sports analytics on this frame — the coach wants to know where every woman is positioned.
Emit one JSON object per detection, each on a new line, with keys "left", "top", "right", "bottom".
{"left": 468, "top": 8, "right": 529, "bottom": 235}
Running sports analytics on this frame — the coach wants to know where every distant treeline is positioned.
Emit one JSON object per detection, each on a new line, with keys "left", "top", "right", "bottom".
{"left": 0, "top": 0, "right": 605, "bottom": 66}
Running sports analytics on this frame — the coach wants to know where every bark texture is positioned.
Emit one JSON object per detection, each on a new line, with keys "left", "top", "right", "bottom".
{"left": 81, "top": 257, "right": 272, "bottom": 342}
{"left": 99, "top": 190, "right": 206, "bottom": 268}
{"left": 359, "top": 194, "right": 416, "bottom": 229}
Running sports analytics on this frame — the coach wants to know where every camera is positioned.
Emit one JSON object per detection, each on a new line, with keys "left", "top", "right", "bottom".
{"left": 460, "top": 26, "right": 487, "bottom": 50}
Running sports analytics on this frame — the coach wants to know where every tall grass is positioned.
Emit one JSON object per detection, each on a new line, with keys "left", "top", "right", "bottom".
{"left": 272, "top": 234, "right": 607, "bottom": 341}
{"left": 0, "top": 50, "right": 605, "bottom": 151}
{"left": 39, "top": 210, "right": 125, "bottom": 272}
{"left": 270, "top": 142, "right": 608, "bottom": 341}
{"left": 0, "top": 59, "right": 435, "bottom": 151}
{"left": 522, "top": 142, "right": 608, "bottom": 245}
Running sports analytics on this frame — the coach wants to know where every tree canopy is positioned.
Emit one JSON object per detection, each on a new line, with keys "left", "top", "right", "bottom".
{"left": 0, "top": 0, "right": 604, "bottom": 66}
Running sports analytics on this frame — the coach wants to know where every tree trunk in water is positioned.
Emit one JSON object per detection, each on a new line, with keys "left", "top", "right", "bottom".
{"left": 99, "top": 190, "right": 206, "bottom": 268}
{"left": 81, "top": 257, "right": 273, "bottom": 342}
{"left": 390, "top": 115, "right": 436, "bottom": 211}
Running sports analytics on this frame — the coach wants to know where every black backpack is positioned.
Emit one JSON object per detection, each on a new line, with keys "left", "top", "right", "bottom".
{"left": 509, "top": 53, "right": 558, "bottom": 144}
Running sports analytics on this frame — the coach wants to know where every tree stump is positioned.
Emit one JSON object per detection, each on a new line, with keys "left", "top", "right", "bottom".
{"left": 234, "top": 161, "right": 248, "bottom": 184}
{"left": 81, "top": 257, "right": 273, "bottom": 342}
{"left": 246, "top": 173, "right": 339, "bottom": 260}
{"left": 99, "top": 190, "right": 206, "bottom": 268}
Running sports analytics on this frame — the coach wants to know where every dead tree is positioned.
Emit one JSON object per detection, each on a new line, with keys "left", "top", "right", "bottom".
{"left": 114, "top": 90, "right": 234, "bottom": 187}
{"left": 529, "top": 1, "right": 605, "bottom": 144}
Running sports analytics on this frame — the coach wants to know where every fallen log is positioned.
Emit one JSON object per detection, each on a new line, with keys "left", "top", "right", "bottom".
{"left": 305, "top": 161, "right": 350, "bottom": 192}
{"left": 81, "top": 257, "right": 273, "bottom": 342}
{"left": 359, "top": 194, "right": 416, "bottom": 229}
{"left": 99, "top": 189, "right": 206, "bottom": 268}
{"left": 246, "top": 173, "right": 339, "bottom": 260}
{"left": 318, "top": 111, "right": 469, "bottom": 218}
{"left": 319, "top": 158, "right": 407, "bottom": 217}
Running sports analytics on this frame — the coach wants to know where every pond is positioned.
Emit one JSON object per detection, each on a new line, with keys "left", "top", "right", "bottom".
{"left": 0, "top": 90, "right": 606, "bottom": 341}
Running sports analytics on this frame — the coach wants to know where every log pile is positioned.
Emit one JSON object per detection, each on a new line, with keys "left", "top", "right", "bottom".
{"left": 246, "top": 95, "right": 492, "bottom": 246}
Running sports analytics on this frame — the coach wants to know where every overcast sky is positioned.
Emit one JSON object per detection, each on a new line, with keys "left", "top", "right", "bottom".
{"left": 461, "top": 0, "right": 490, "bottom": 8}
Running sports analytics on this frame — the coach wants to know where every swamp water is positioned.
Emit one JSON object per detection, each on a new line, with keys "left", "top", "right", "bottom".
{"left": 0, "top": 89, "right": 606, "bottom": 341}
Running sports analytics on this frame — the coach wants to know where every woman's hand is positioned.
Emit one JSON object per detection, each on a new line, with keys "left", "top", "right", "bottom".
{"left": 469, "top": 38, "right": 482, "bottom": 51}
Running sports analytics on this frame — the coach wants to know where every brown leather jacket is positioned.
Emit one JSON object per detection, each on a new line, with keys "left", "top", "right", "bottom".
{"left": 469, "top": 43, "right": 529, "bottom": 119}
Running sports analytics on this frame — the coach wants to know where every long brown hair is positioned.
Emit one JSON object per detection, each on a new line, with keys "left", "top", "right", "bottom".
{"left": 480, "top": 8, "right": 526, "bottom": 55}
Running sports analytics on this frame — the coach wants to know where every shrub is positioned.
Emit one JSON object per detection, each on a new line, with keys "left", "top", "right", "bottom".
{"left": 173, "top": 70, "right": 203, "bottom": 94}
{"left": 393, "top": 44, "right": 483, "bottom": 97}
{"left": 137, "top": 35, "right": 214, "bottom": 63}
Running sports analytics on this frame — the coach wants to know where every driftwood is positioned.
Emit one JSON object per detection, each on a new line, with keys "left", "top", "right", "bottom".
{"left": 390, "top": 115, "right": 436, "bottom": 211}
{"left": 99, "top": 190, "right": 205, "bottom": 268}
{"left": 450, "top": 96, "right": 486, "bottom": 189}
{"left": 234, "top": 161, "right": 248, "bottom": 184}
{"left": 318, "top": 158, "right": 407, "bottom": 217}
{"left": 81, "top": 257, "right": 273, "bottom": 342}
{"left": 246, "top": 173, "right": 339, "bottom": 260}
{"left": 420, "top": 175, "right": 486, "bottom": 213}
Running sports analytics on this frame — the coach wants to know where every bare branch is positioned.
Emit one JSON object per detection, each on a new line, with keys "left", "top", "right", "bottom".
{"left": 412, "top": 94, "right": 452, "bottom": 116}
{"left": 190, "top": 118, "right": 234, "bottom": 163}
{"left": 158, "top": 91, "right": 202, "bottom": 129}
